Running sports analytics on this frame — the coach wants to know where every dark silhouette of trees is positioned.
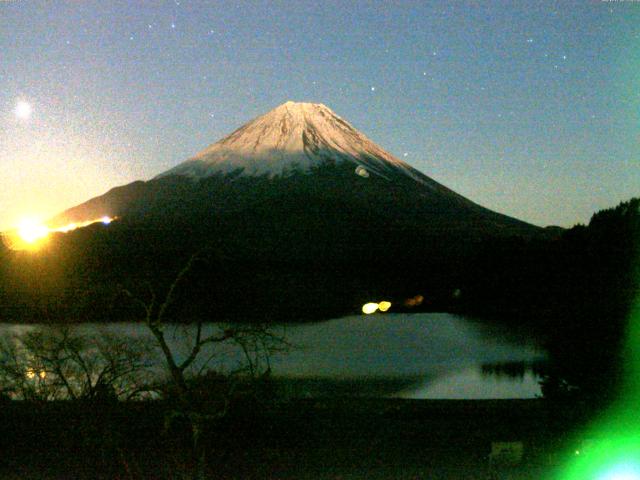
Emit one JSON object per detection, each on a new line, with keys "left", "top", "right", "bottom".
{"left": 458, "top": 198, "right": 639, "bottom": 400}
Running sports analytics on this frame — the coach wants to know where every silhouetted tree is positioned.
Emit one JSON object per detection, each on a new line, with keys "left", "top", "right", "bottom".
{"left": 123, "top": 251, "right": 288, "bottom": 480}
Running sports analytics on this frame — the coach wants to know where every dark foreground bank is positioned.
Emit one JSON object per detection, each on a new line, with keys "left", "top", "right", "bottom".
{"left": 0, "top": 398, "right": 600, "bottom": 479}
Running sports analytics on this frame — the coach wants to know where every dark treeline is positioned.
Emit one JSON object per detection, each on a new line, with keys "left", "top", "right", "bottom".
{"left": 459, "top": 198, "right": 639, "bottom": 401}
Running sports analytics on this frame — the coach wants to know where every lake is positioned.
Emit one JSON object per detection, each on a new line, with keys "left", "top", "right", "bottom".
{"left": 0, "top": 313, "right": 545, "bottom": 399}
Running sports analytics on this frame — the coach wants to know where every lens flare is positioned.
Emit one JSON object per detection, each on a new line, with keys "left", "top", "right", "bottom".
{"left": 556, "top": 264, "right": 640, "bottom": 479}
{"left": 598, "top": 462, "right": 640, "bottom": 480}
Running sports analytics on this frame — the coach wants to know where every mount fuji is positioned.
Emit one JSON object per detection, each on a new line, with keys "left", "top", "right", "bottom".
{"left": 53, "top": 101, "right": 537, "bottom": 237}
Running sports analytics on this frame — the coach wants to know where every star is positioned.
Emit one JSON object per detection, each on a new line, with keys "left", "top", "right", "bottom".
{"left": 526, "top": 38, "right": 534, "bottom": 43}
{"left": 171, "top": 23, "right": 176, "bottom": 29}
{"left": 370, "top": 86, "right": 376, "bottom": 92}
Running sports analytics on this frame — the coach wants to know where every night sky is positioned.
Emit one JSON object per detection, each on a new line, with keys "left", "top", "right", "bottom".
{"left": 1, "top": 0, "right": 638, "bottom": 230}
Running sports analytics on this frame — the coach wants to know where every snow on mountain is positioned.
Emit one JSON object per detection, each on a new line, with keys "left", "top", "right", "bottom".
{"left": 158, "top": 101, "right": 431, "bottom": 186}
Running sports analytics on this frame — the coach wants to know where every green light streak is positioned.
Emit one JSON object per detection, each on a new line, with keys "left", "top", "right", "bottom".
{"left": 554, "top": 301, "right": 640, "bottom": 480}
{"left": 556, "top": 235, "right": 640, "bottom": 478}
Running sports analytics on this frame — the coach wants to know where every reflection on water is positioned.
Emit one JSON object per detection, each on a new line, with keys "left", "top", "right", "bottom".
{"left": 0, "top": 313, "right": 546, "bottom": 399}
{"left": 481, "top": 360, "right": 546, "bottom": 379}
{"left": 398, "top": 366, "right": 542, "bottom": 400}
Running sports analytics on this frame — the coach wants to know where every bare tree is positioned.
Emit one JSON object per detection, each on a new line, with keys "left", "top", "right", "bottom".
{"left": 123, "top": 252, "right": 288, "bottom": 479}
{"left": 0, "top": 326, "right": 154, "bottom": 401}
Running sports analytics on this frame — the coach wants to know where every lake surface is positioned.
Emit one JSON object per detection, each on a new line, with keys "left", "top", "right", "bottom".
{"left": 0, "top": 313, "right": 545, "bottom": 399}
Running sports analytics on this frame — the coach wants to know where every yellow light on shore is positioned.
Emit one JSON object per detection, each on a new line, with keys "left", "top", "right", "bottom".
{"left": 362, "top": 302, "right": 379, "bottom": 314}
{"left": 378, "top": 301, "right": 392, "bottom": 312}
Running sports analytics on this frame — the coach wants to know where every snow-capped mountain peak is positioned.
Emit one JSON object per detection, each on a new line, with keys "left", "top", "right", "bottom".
{"left": 157, "top": 101, "right": 426, "bottom": 183}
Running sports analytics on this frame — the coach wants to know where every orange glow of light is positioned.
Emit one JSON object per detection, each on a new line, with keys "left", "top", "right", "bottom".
{"left": 17, "top": 218, "right": 49, "bottom": 244}
{"left": 2, "top": 216, "right": 116, "bottom": 251}
{"left": 56, "top": 223, "right": 78, "bottom": 233}
{"left": 50, "top": 216, "right": 115, "bottom": 234}
{"left": 404, "top": 294, "right": 424, "bottom": 307}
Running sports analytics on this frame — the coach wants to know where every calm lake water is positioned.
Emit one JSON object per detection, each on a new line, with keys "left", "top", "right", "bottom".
{"left": 0, "top": 313, "right": 545, "bottom": 399}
